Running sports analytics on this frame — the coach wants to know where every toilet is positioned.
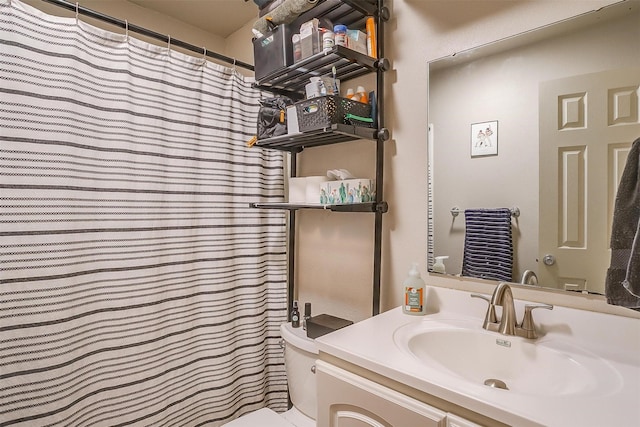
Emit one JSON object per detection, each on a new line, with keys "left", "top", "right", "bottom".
{"left": 222, "top": 322, "right": 318, "bottom": 427}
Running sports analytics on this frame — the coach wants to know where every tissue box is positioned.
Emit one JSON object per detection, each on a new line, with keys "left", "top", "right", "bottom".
{"left": 288, "top": 176, "right": 328, "bottom": 203}
{"left": 306, "top": 314, "right": 353, "bottom": 339}
{"left": 287, "top": 177, "right": 307, "bottom": 203}
{"left": 304, "top": 176, "right": 328, "bottom": 203}
{"left": 319, "top": 179, "right": 375, "bottom": 204}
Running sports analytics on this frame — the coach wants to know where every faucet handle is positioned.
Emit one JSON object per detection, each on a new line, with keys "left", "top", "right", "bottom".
{"left": 470, "top": 293, "right": 490, "bottom": 304}
{"left": 519, "top": 303, "right": 553, "bottom": 338}
{"left": 471, "top": 293, "right": 497, "bottom": 328}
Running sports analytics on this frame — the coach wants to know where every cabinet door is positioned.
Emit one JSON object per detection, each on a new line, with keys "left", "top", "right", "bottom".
{"left": 447, "top": 413, "right": 484, "bottom": 427}
{"left": 317, "top": 360, "right": 447, "bottom": 427}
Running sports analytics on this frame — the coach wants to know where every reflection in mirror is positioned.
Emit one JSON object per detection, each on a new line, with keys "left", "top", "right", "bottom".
{"left": 427, "top": 1, "right": 640, "bottom": 295}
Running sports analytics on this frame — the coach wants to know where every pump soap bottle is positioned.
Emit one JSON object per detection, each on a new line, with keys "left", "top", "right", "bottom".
{"left": 402, "top": 263, "right": 427, "bottom": 315}
{"left": 432, "top": 256, "right": 449, "bottom": 274}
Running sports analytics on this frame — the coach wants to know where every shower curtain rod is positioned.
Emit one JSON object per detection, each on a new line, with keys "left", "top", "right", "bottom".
{"left": 40, "top": 0, "right": 255, "bottom": 71}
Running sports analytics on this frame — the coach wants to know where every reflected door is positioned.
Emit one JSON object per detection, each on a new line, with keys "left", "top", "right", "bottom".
{"left": 539, "top": 68, "right": 640, "bottom": 292}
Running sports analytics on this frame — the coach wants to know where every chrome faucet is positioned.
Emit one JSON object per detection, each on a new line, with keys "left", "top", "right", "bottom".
{"left": 520, "top": 269, "right": 538, "bottom": 286}
{"left": 472, "top": 282, "right": 553, "bottom": 339}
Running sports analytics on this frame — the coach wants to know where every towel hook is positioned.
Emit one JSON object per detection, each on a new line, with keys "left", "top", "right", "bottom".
{"left": 450, "top": 206, "right": 461, "bottom": 217}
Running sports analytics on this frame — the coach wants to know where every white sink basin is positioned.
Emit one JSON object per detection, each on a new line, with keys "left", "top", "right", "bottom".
{"left": 394, "top": 319, "right": 622, "bottom": 397}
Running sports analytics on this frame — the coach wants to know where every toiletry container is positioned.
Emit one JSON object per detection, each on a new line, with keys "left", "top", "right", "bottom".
{"left": 365, "top": 16, "right": 376, "bottom": 58}
{"left": 356, "top": 86, "right": 368, "bottom": 104}
{"left": 432, "top": 256, "right": 449, "bottom": 274}
{"left": 291, "top": 300, "right": 300, "bottom": 327}
{"left": 322, "top": 30, "right": 334, "bottom": 51}
{"left": 333, "top": 24, "right": 347, "bottom": 47}
{"left": 402, "top": 263, "right": 427, "bottom": 315}
{"left": 303, "top": 302, "right": 311, "bottom": 330}
{"left": 222, "top": 322, "right": 318, "bottom": 427}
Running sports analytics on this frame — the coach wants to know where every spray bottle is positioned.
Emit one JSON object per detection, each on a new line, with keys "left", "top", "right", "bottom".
{"left": 402, "top": 263, "right": 427, "bottom": 315}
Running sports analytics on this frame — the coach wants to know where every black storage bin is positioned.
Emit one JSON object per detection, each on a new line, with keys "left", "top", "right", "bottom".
{"left": 306, "top": 314, "right": 353, "bottom": 339}
{"left": 253, "top": 24, "right": 292, "bottom": 81}
{"left": 296, "top": 96, "right": 372, "bottom": 132}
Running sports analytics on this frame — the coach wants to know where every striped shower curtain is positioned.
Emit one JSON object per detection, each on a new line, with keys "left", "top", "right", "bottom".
{"left": 0, "top": 0, "right": 289, "bottom": 425}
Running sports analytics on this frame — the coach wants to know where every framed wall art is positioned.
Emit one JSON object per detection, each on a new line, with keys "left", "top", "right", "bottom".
{"left": 471, "top": 120, "right": 498, "bottom": 157}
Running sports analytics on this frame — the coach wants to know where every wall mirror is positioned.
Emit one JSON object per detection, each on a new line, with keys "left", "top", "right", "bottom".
{"left": 427, "top": 1, "right": 639, "bottom": 295}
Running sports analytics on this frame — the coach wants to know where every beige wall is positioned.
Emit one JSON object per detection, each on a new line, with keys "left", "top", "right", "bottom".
{"left": 18, "top": 0, "right": 634, "bottom": 321}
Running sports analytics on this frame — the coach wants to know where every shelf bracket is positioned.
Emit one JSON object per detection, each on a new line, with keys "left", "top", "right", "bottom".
{"left": 377, "top": 128, "right": 390, "bottom": 142}
{"left": 379, "top": 6, "right": 391, "bottom": 21}
{"left": 375, "top": 58, "right": 391, "bottom": 71}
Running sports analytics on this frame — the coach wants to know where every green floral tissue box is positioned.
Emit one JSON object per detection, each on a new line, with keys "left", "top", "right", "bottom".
{"left": 319, "top": 179, "right": 375, "bottom": 204}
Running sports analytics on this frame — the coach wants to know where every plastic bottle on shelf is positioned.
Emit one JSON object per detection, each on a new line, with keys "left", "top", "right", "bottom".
{"left": 333, "top": 24, "right": 348, "bottom": 47}
{"left": 322, "top": 30, "right": 335, "bottom": 51}
{"left": 365, "top": 16, "right": 377, "bottom": 58}
{"left": 356, "top": 86, "right": 368, "bottom": 104}
{"left": 345, "top": 88, "right": 355, "bottom": 99}
{"left": 402, "top": 263, "right": 427, "bottom": 316}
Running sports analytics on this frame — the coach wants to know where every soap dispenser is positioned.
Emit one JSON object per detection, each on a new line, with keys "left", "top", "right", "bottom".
{"left": 402, "top": 262, "right": 427, "bottom": 315}
{"left": 432, "top": 256, "right": 449, "bottom": 274}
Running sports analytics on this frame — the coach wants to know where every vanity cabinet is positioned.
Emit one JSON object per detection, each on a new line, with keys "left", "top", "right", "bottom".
{"left": 317, "top": 360, "right": 495, "bottom": 427}
{"left": 250, "top": 0, "right": 389, "bottom": 316}
{"left": 316, "top": 361, "right": 447, "bottom": 427}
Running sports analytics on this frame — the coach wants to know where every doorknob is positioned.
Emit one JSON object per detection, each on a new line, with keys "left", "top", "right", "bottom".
{"left": 543, "top": 254, "right": 556, "bottom": 266}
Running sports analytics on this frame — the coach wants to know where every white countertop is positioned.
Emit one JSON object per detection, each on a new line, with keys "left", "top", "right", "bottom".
{"left": 316, "top": 285, "right": 640, "bottom": 427}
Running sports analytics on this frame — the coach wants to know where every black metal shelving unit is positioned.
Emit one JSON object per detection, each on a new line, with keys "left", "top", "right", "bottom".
{"left": 250, "top": 0, "right": 389, "bottom": 316}
{"left": 250, "top": 201, "right": 388, "bottom": 213}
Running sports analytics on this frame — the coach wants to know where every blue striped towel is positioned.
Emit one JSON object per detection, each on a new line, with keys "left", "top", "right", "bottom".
{"left": 462, "top": 208, "right": 513, "bottom": 282}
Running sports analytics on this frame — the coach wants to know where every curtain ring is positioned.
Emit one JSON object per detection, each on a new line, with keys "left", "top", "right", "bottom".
{"left": 75, "top": 2, "right": 79, "bottom": 24}
{"left": 202, "top": 47, "right": 207, "bottom": 66}
{"left": 167, "top": 35, "right": 171, "bottom": 57}
{"left": 124, "top": 19, "right": 129, "bottom": 42}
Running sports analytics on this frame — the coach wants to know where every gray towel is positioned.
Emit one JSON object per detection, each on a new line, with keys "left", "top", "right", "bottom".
{"left": 606, "top": 137, "right": 640, "bottom": 309}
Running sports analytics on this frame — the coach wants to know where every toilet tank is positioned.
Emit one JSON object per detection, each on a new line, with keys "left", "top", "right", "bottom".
{"left": 280, "top": 323, "right": 319, "bottom": 420}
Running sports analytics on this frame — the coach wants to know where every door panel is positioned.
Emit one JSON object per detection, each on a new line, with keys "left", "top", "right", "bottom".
{"left": 539, "top": 68, "right": 640, "bottom": 291}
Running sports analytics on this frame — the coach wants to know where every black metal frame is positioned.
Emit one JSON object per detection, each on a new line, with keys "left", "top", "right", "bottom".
{"left": 40, "top": 0, "right": 255, "bottom": 71}
{"left": 252, "top": 0, "right": 388, "bottom": 317}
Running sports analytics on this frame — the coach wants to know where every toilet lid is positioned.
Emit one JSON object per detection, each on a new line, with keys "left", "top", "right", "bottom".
{"left": 223, "top": 408, "right": 295, "bottom": 427}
